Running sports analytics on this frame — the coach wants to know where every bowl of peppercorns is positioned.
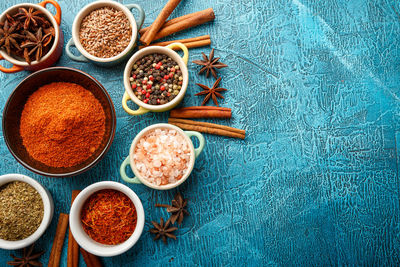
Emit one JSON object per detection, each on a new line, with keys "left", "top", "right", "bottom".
{"left": 122, "top": 42, "right": 189, "bottom": 115}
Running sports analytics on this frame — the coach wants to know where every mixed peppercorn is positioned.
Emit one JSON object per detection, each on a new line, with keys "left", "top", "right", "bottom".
{"left": 130, "top": 53, "right": 183, "bottom": 105}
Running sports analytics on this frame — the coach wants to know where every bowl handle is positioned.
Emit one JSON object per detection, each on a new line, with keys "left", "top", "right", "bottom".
{"left": 120, "top": 156, "right": 142, "bottom": 184}
{"left": 166, "top": 43, "right": 189, "bottom": 65}
{"left": 65, "top": 38, "right": 89, "bottom": 62}
{"left": 125, "top": 4, "right": 145, "bottom": 29}
{"left": 38, "top": 0, "right": 62, "bottom": 25}
{"left": 122, "top": 92, "right": 150, "bottom": 116}
{"left": 184, "top": 131, "right": 205, "bottom": 158}
{"left": 0, "top": 55, "right": 24, "bottom": 73}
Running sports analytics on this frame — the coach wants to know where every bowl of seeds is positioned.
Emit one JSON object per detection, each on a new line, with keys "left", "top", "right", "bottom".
{"left": 65, "top": 0, "right": 145, "bottom": 67}
{"left": 0, "top": 173, "right": 54, "bottom": 250}
{"left": 122, "top": 42, "right": 189, "bottom": 116}
{"left": 0, "top": 0, "right": 63, "bottom": 73}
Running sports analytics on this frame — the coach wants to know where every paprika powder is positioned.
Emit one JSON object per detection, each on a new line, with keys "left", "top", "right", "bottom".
{"left": 20, "top": 82, "right": 106, "bottom": 168}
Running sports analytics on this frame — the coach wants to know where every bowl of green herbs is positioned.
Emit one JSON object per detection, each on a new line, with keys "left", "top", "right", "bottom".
{"left": 0, "top": 173, "right": 54, "bottom": 250}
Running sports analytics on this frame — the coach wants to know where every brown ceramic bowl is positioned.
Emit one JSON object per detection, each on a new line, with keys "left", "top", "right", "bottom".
{"left": 2, "top": 67, "right": 116, "bottom": 177}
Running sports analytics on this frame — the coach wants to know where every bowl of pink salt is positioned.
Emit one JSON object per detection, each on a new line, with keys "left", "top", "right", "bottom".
{"left": 120, "top": 123, "right": 205, "bottom": 190}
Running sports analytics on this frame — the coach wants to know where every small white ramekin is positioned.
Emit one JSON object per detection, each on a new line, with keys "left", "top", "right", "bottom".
{"left": 120, "top": 123, "right": 205, "bottom": 190}
{"left": 0, "top": 174, "right": 54, "bottom": 250}
{"left": 65, "top": 0, "right": 145, "bottom": 66}
{"left": 69, "top": 181, "right": 145, "bottom": 257}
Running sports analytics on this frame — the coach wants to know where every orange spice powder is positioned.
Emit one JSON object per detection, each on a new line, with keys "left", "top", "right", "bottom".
{"left": 20, "top": 82, "right": 106, "bottom": 168}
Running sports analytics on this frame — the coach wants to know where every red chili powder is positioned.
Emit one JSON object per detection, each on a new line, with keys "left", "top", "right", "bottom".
{"left": 80, "top": 189, "right": 137, "bottom": 245}
{"left": 19, "top": 82, "right": 106, "bottom": 168}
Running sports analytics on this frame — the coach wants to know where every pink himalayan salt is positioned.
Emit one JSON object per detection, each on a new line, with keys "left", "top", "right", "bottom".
{"left": 133, "top": 128, "right": 191, "bottom": 186}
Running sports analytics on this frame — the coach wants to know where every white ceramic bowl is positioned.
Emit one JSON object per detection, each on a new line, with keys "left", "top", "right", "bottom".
{"left": 65, "top": 0, "right": 145, "bottom": 66}
{"left": 69, "top": 181, "right": 145, "bottom": 257}
{"left": 0, "top": 174, "right": 54, "bottom": 250}
{"left": 120, "top": 123, "right": 205, "bottom": 190}
{"left": 122, "top": 43, "right": 189, "bottom": 116}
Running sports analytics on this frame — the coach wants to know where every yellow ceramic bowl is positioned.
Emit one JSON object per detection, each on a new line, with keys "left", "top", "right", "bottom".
{"left": 122, "top": 43, "right": 189, "bottom": 115}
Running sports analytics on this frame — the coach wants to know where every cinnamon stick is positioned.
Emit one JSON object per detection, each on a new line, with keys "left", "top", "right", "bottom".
{"left": 168, "top": 118, "right": 245, "bottom": 139}
{"left": 80, "top": 248, "right": 103, "bottom": 267}
{"left": 139, "top": 9, "right": 214, "bottom": 35}
{"left": 139, "top": 35, "right": 211, "bottom": 50}
{"left": 170, "top": 106, "right": 231, "bottom": 119}
{"left": 140, "top": 0, "right": 182, "bottom": 45}
{"left": 150, "top": 8, "right": 215, "bottom": 42}
{"left": 179, "top": 39, "right": 211, "bottom": 49}
{"left": 67, "top": 190, "right": 80, "bottom": 267}
{"left": 48, "top": 213, "right": 69, "bottom": 267}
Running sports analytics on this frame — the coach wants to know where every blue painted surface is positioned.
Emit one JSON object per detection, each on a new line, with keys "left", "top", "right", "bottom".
{"left": 1, "top": 0, "right": 400, "bottom": 266}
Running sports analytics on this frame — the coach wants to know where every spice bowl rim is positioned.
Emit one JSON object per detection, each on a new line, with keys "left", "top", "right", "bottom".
{"left": 70, "top": 0, "right": 140, "bottom": 63}
{"left": 2, "top": 66, "right": 117, "bottom": 177}
{"left": 123, "top": 44, "right": 189, "bottom": 112}
{"left": 0, "top": 2, "right": 61, "bottom": 66}
{"left": 123, "top": 123, "right": 202, "bottom": 190}
{"left": 0, "top": 173, "right": 54, "bottom": 250}
{"left": 69, "top": 181, "right": 145, "bottom": 257}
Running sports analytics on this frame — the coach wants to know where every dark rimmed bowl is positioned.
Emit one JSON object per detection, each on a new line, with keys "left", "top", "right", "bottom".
{"left": 2, "top": 67, "right": 116, "bottom": 177}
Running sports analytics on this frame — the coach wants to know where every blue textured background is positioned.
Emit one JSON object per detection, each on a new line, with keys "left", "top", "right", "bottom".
{"left": 1, "top": 0, "right": 400, "bottom": 266}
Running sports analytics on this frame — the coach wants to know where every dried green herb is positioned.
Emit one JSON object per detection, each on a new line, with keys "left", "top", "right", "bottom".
{"left": 0, "top": 181, "right": 44, "bottom": 241}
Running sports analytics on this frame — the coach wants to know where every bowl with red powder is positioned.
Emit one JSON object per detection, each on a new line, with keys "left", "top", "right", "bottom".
{"left": 2, "top": 67, "right": 116, "bottom": 177}
{"left": 120, "top": 123, "right": 205, "bottom": 190}
{"left": 69, "top": 181, "right": 145, "bottom": 257}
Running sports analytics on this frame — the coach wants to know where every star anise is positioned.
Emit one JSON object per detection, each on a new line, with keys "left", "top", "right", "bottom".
{"left": 21, "top": 27, "right": 52, "bottom": 63}
{"left": 192, "top": 48, "right": 227, "bottom": 79}
{"left": 149, "top": 218, "right": 178, "bottom": 244}
{"left": 14, "top": 7, "right": 48, "bottom": 30}
{"left": 0, "top": 20, "right": 24, "bottom": 55}
{"left": 7, "top": 243, "right": 45, "bottom": 267}
{"left": 43, "top": 26, "right": 55, "bottom": 40}
{"left": 195, "top": 77, "right": 227, "bottom": 106}
{"left": 5, "top": 14, "right": 22, "bottom": 30}
{"left": 156, "top": 192, "right": 189, "bottom": 225}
